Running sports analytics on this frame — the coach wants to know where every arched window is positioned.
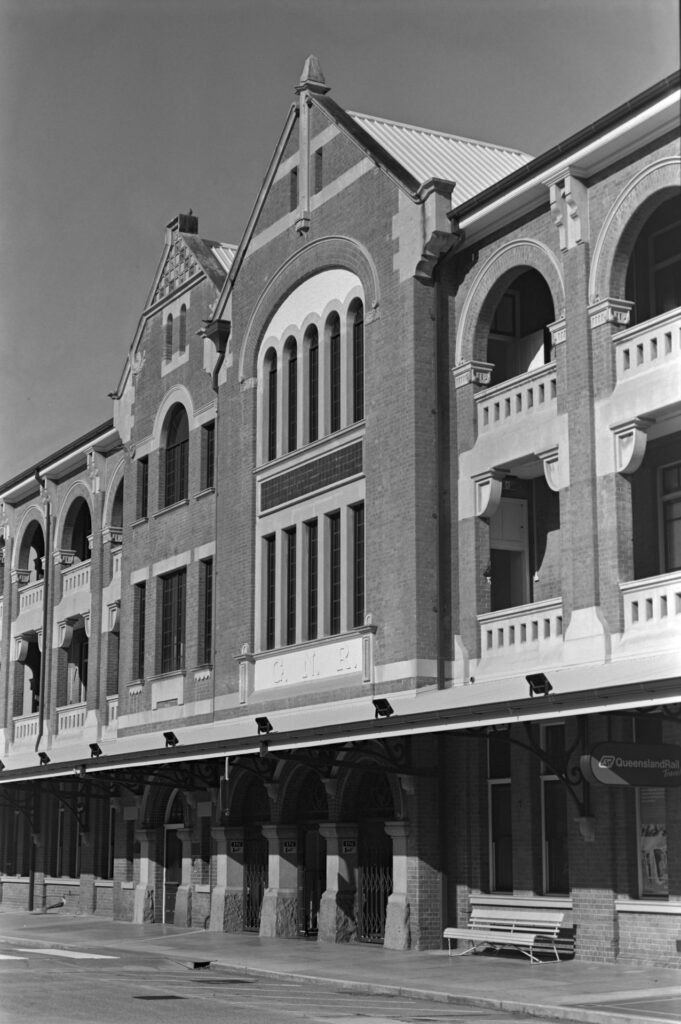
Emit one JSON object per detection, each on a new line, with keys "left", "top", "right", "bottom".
{"left": 351, "top": 301, "right": 364, "bottom": 422}
{"left": 265, "top": 349, "right": 278, "bottom": 461}
{"left": 285, "top": 338, "right": 298, "bottom": 453}
{"left": 307, "top": 327, "right": 319, "bottom": 444}
{"left": 327, "top": 313, "right": 341, "bottom": 433}
{"left": 164, "top": 406, "right": 189, "bottom": 506}
{"left": 625, "top": 195, "right": 681, "bottom": 324}
{"left": 164, "top": 314, "right": 173, "bottom": 361}
{"left": 20, "top": 521, "right": 45, "bottom": 582}
{"left": 68, "top": 500, "right": 92, "bottom": 562}
{"left": 178, "top": 304, "right": 187, "bottom": 354}
{"left": 487, "top": 270, "right": 555, "bottom": 386}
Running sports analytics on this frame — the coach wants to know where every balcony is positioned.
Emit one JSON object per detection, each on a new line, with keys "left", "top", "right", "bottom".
{"left": 62, "top": 560, "right": 91, "bottom": 595}
{"left": 13, "top": 712, "right": 39, "bottom": 745}
{"left": 476, "top": 362, "right": 557, "bottom": 435}
{"left": 611, "top": 308, "right": 681, "bottom": 421}
{"left": 618, "top": 571, "right": 681, "bottom": 654}
{"left": 19, "top": 581, "right": 43, "bottom": 616}
{"left": 105, "top": 695, "right": 119, "bottom": 728}
{"left": 478, "top": 597, "right": 564, "bottom": 663}
{"left": 56, "top": 702, "right": 87, "bottom": 734}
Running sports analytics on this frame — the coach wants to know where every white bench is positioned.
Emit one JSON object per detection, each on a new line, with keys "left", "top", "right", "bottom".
{"left": 444, "top": 907, "right": 565, "bottom": 964}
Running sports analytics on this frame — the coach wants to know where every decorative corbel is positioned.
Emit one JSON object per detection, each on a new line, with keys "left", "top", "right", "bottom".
{"left": 357, "top": 614, "right": 377, "bottom": 686}
{"left": 236, "top": 643, "right": 255, "bottom": 705}
{"left": 14, "top": 637, "right": 30, "bottom": 663}
{"left": 536, "top": 444, "right": 567, "bottom": 492}
{"left": 611, "top": 417, "right": 652, "bottom": 475}
{"left": 11, "top": 568, "right": 30, "bottom": 587}
{"left": 108, "top": 601, "right": 121, "bottom": 634}
{"left": 547, "top": 318, "right": 567, "bottom": 349}
{"left": 546, "top": 169, "right": 589, "bottom": 250}
{"left": 452, "top": 360, "right": 494, "bottom": 390}
{"left": 588, "top": 298, "right": 634, "bottom": 330}
{"left": 54, "top": 549, "right": 77, "bottom": 568}
{"left": 82, "top": 611, "right": 91, "bottom": 639}
{"left": 414, "top": 181, "right": 461, "bottom": 284}
{"left": 473, "top": 469, "right": 506, "bottom": 519}
{"left": 58, "top": 621, "right": 74, "bottom": 650}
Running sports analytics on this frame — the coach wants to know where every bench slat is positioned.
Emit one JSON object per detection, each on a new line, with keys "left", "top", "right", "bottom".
{"left": 444, "top": 908, "right": 566, "bottom": 964}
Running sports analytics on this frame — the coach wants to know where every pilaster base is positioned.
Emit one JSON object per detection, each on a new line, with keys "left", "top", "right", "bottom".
{"left": 259, "top": 888, "right": 298, "bottom": 938}
{"left": 173, "top": 885, "right": 192, "bottom": 927}
{"left": 133, "top": 884, "right": 155, "bottom": 924}
{"left": 383, "top": 893, "right": 411, "bottom": 950}
{"left": 318, "top": 890, "right": 357, "bottom": 943}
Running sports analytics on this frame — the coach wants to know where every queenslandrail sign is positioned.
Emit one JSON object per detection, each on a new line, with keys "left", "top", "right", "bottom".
{"left": 580, "top": 743, "right": 681, "bottom": 787}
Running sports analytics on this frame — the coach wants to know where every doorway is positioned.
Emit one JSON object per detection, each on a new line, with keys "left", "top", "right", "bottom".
{"left": 163, "top": 826, "right": 182, "bottom": 924}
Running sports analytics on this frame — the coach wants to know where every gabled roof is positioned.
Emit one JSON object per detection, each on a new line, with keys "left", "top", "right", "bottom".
{"left": 350, "top": 112, "right": 532, "bottom": 205}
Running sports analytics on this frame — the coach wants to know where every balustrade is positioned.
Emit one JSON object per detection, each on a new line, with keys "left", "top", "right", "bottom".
{"left": 13, "top": 713, "right": 39, "bottom": 743}
{"left": 62, "top": 559, "right": 91, "bottom": 594}
{"left": 56, "top": 701, "right": 87, "bottom": 734}
{"left": 476, "top": 363, "right": 557, "bottom": 434}
{"left": 614, "top": 307, "right": 681, "bottom": 383}
{"left": 620, "top": 571, "right": 681, "bottom": 632}
{"left": 478, "top": 597, "right": 563, "bottom": 656}
{"left": 19, "top": 581, "right": 43, "bottom": 615}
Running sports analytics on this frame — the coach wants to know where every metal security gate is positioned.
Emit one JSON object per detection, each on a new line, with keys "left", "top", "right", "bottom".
{"left": 357, "top": 824, "right": 392, "bottom": 943}
{"left": 243, "top": 833, "right": 268, "bottom": 931}
{"left": 300, "top": 826, "right": 326, "bottom": 935}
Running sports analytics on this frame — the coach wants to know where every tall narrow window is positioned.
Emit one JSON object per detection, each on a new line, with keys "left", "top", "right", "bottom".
{"left": 308, "top": 329, "right": 319, "bottom": 443}
{"left": 353, "top": 503, "right": 365, "bottom": 627}
{"left": 488, "top": 735, "right": 512, "bottom": 892}
{"left": 329, "top": 315, "right": 341, "bottom": 433}
{"left": 287, "top": 342, "right": 297, "bottom": 453}
{"left": 265, "top": 535, "right": 276, "bottom": 650}
{"left": 314, "top": 148, "right": 323, "bottom": 193}
{"left": 328, "top": 511, "right": 341, "bottom": 635}
{"left": 267, "top": 350, "right": 277, "bottom": 461}
{"left": 199, "top": 559, "right": 213, "bottom": 665}
{"left": 661, "top": 462, "right": 681, "bottom": 572}
{"left": 164, "top": 406, "right": 189, "bottom": 507}
{"left": 541, "top": 724, "right": 569, "bottom": 894}
{"left": 285, "top": 528, "right": 296, "bottom": 645}
{"left": 178, "top": 304, "right": 187, "bottom": 354}
{"left": 161, "top": 569, "right": 186, "bottom": 673}
{"left": 290, "top": 167, "right": 299, "bottom": 211}
{"left": 137, "top": 457, "right": 149, "bottom": 519}
{"left": 352, "top": 304, "right": 364, "bottom": 422}
{"left": 307, "top": 520, "right": 318, "bottom": 641}
{"left": 164, "top": 314, "right": 173, "bottom": 360}
{"left": 201, "top": 421, "right": 215, "bottom": 490}
{"left": 134, "top": 582, "right": 146, "bottom": 679}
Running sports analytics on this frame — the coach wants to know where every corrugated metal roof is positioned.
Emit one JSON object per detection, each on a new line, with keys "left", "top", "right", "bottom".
{"left": 350, "top": 112, "right": 532, "bottom": 205}
{"left": 211, "top": 243, "right": 237, "bottom": 274}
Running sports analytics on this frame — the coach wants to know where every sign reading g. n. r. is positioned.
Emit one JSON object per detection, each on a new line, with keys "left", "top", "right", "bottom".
{"left": 580, "top": 743, "right": 681, "bottom": 787}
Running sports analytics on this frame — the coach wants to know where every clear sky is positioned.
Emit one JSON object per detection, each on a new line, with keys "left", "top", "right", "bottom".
{"left": 0, "top": 0, "right": 678, "bottom": 485}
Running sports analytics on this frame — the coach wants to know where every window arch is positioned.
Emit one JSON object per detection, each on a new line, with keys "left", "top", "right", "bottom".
{"left": 624, "top": 194, "right": 681, "bottom": 324}
{"left": 62, "top": 497, "right": 92, "bottom": 562}
{"left": 18, "top": 520, "right": 45, "bottom": 582}
{"left": 163, "top": 405, "right": 189, "bottom": 506}
{"left": 486, "top": 269, "right": 555, "bottom": 386}
{"left": 306, "top": 326, "right": 319, "bottom": 444}
{"left": 265, "top": 348, "right": 278, "bottom": 461}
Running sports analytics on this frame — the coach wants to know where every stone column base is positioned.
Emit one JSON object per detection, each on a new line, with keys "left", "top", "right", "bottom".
{"left": 209, "top": 887, "right": 244, "bottom": 932}
{"left": 133, "top": 884, "right": 155, "bottom": 924}
{"left": 318, "top": 890, "right": 357, "bottom": 943}
{"left": 383, "top": 892, "right": 410, "bottom": 950}
{"left": 259, "top": 888, "right": 298, "bottom": 938}
{"left": 173, "top": 885, "right": 192, "bottom": 927}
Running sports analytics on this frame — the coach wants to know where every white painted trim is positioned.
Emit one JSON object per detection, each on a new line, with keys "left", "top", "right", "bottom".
{"left": 130, "top": 567, "right": 149, "bottom": 585}
{"left": 471, "top": 894, "right": 572, "bottom": 910}
{"left": 194, "top": 541, "right": 215, "bottom": 561}
{"left": 152, "top": 550, "right": 191, "bottom": 577}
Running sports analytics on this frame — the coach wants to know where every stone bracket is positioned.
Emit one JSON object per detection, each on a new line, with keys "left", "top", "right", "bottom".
{"left": 452, "top": 360, "right": 494, "bottom": 390}
{"left": 546, "top": 170, "right": 589, "bottom": 250}
{"left": 611, "top": 417, "right": 653, "bottom": 474}
{"left": 536, "top": 444, "right": 567, "bottom": 492}
{"left": 588, "top": 297, "right": 634, "bottom": 331}
{"left": 473, "top": 470, "right": 506, "bottom": 519}
{"left": 236, "top": 643, "right": 255, "bottom": 705}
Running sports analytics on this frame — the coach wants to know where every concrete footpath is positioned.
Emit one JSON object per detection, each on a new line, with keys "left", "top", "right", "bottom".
{"left": 0, "top": 909, "right": 679, "bottom": 1024}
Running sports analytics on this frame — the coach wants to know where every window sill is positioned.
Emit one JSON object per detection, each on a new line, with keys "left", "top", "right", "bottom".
{"left": 131, "top": 517, "right": 149, "bottom": 529}
{"left": 121, "top": 881, "right": 134, "bottom": 890}
{"left": 615, "top": 899, "right": 680, "bottom": 915}
{"left": 195, "top": 486, "right": 215, "bottom": 501}
{"left": 95, "top": 879, "right": 114, "bottom": 887}
{"left": 153, "top": 499, "right": 190, "bottom": 519}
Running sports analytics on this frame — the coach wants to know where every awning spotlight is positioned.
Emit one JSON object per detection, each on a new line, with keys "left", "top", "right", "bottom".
{"left": 164, "top": 731, "right": 179, "bottom": 748}
{"left": 526, "top": 672, "right": 553, "bottom": 697}
{"left": 373, "top": 698, "right": 394, "bottom": 719}
{"left": 255, "top": 717, "right": 273, "bottom": 735}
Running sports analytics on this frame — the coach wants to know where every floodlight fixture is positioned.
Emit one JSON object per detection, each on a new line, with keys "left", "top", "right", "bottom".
{"left": 526, "top": 673, "right": 553, "bottom": 697}
{"left": 38, "top": 752, "right": 51, "bottom": 766}
{"left": 0, "top": 759, "right": 5, "bottom": 771}
{"left": 164, "top": 731, "right": 179, "bottom": 748}
{"left": 373, "top": 698, "right": 394, "bottom": 720}
{"left": 256, "top": 716, "right": 273, "bottom": 735}
{"left": 89, "top": 742, "right": 103, "bottom": 758}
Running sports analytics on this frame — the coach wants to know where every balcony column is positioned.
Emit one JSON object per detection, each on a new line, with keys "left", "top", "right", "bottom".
{"left": 209, "top": 825, "right": 244, "bottom": 932}
{"left": 0, "top": 523, "right": 13, "bottom": 741}
{"left": 452, "top": 364, "right": 495, "bottom": 677}
{"left": 259, "top": 824, "right": 299, "bottom": 937}
{"left": 84, "top": 465, "right": 105, "bottom": 738}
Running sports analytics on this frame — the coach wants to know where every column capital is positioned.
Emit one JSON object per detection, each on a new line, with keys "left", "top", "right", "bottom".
{"left": 452, "top": 360, "right": 494, "bottom": 390}
{"left": 588, "top": 297, "right": 634, "bottom": 330}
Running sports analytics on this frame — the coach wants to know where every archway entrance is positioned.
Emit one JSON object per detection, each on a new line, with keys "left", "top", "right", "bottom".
{"left": 295, "top": 772, "right": 328, "bottom": 935}
{"left": 240, "top": 775, "right": 270, "bottom": 932}
{"left": 163, "top": 790, "right": 185, "bottom": 924}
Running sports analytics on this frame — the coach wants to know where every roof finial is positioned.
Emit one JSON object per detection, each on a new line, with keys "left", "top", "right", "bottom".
{"left": 296, "top": 54, "right": 330, "bottom": 95}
